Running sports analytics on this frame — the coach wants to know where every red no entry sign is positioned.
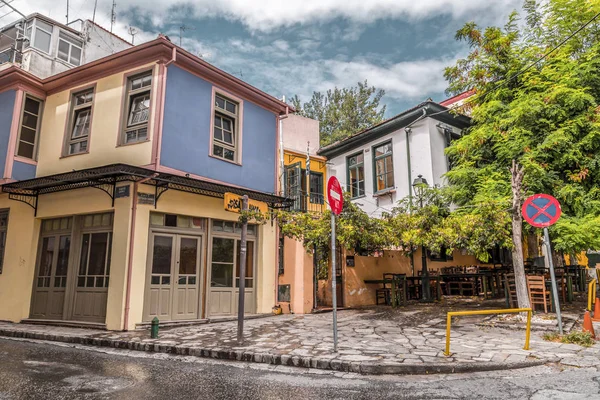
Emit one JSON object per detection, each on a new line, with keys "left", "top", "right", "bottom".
{"left": 327, "top": 176, "right": 344, "bottom": 215}
{"left": 522, "top": 194, "right": 561, "bottom": 228}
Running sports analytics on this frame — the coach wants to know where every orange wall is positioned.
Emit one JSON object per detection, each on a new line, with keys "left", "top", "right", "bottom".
{"left": 278, "top": 237, "right": 314, "bottom": 314}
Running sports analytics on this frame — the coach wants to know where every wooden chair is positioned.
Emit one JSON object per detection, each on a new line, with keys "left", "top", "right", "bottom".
{"left": 376, "top": 273, "right": 394, "bottom": 305}
{"left": 527, "top": 275, "right": 552, "bottom": 313}
{"left": 505, "top": 273, "right": 518, "bottom": 308}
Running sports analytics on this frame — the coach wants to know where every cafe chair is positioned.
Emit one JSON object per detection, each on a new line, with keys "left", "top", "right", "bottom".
{"left": 376, "top": 273, "right": 394, "bottom": 305}
{"left": 527, "top": 275, "right": 552, "bottom": 313}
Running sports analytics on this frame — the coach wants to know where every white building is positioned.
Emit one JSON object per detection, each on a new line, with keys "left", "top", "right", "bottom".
{"left": 0, "top": 13, "right": 131, "bottom": 78}
{"left": 318, "top": 101, "right": 470, "bottom": 217}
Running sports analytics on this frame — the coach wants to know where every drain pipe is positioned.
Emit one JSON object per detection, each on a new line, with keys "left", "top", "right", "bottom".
{"left": 123, "top": 173, "right": 159, "bottom": 331}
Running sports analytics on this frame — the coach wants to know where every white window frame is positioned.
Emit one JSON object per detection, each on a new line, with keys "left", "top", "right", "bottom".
{"left": 57, "top": 31, "right": 83, "bottom": 66}
{"left": 121, "top": 70, "right": 153, "bottom": 145}
{"left": 64, "top": 87, "right": 95, "bottom": 156}
{"left": 210, "top": 90, "right": 243, "bottom": 164}
{"left": 25, "top": 18, "right": 53, "bottom": 54}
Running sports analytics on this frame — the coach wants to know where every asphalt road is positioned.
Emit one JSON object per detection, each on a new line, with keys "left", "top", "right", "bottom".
{"left": 0, "top": 338, "right": 599, "bottom": 400}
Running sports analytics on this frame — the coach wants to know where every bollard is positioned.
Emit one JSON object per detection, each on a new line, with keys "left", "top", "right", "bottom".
{"left": 151, "top": 317, "right": 159, "bottom": 339}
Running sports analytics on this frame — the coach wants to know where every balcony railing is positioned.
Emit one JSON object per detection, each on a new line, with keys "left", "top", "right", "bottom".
{"left": 287, "top": 191, "right": 326, "bottom": 213}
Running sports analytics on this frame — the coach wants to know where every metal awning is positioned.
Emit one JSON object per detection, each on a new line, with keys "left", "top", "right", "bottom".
{"left": 1, "top": 163, "right": 290, "bottom": 215}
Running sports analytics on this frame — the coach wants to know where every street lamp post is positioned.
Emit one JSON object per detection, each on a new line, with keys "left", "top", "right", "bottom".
{"left": 412, "top": 175, "right": 432, "bottom": 302}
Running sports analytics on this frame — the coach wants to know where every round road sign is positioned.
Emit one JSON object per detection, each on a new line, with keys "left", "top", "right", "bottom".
{"left": 327, "top": 176, "right": 344, "bottom": 215}
{"left": 522, "top": 194, "right": 561, "bottom": 228}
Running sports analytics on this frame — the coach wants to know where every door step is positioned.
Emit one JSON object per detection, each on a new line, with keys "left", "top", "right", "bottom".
{"left": 21, "top": 319, "right": 107, "bottom": 330}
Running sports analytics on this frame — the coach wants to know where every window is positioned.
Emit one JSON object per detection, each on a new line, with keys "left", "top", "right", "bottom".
{"left": 17, "top": 96, "right": 43, "bottom": 159}
{"left": 25, "top": 19, "right": 53, "bottom": 53}
{"left": 211, "top": 237, "right": 234, "bottom": 287}
{"left": 373, "top": 142, "right": 394, "bottom": 192}
{"left": 429, "top": 247, "right": 454, "bottom": 262}
{"left": 235, "top": 240, "right": 254, "bottom": 288}
{"left": 77, "top": 232, "right": 112, "bottom": 288}
{"left": 347, "top": 152, "right": 365, "bottom": 198}
{"left": 123, "top": 71, "right": 152, "bottom": 144}
{"left": 57, "top": 31, "right": 83, "bottom": 66}
{"left": 66, "top": 88, "right": 94, "bottom": 155}
{"left": 309, "top": 172, "right": 323, "bottom": 204}
{"left": 212, "top": 94, "right": 239, "bottom": 162}
{"left": 278, "top": 235, "right": 284, "bottom": 275}
{"left": 0, "top": 211, "right": 8, "bottom": 274}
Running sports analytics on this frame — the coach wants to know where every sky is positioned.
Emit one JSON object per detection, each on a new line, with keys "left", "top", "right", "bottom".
{"left": 9, "top": 0, "right": 524, "bottom": 116}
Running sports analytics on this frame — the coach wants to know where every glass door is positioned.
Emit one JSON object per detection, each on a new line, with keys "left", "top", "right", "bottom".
{"left": 172, "top": 235, "right": 201, "bottom": 320}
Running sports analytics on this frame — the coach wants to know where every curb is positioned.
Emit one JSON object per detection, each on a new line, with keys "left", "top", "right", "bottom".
{"left": 0, "top": 328, "right": 549, "bottom": 375}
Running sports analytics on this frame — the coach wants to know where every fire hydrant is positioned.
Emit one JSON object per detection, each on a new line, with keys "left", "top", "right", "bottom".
{"left": 151, "top": 317, "right": 159, "bottom": 339}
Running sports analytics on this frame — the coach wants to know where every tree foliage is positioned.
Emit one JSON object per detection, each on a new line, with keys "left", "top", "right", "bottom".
{"left": 444, "top": 0, "right": 600, "bottom": 255}
{"left": 291, "top": 81, "right": 386, "bottom": 147}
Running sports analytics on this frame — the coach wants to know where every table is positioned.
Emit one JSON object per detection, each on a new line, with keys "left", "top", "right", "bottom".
{"left": 364, "top": 276, "right": 407, "bottom": 307}
{"left": 439, "top": 272, "right": 495, "bottom": 298}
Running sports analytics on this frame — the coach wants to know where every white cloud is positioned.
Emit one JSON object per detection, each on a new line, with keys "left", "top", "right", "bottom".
{"left": 11, "top": 0, "right": 520, "bottom": 34}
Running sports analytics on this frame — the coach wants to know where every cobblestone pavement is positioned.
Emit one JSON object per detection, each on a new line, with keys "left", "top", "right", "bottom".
{"left": 1, "top": 305, "right": 598, "bottom": 374}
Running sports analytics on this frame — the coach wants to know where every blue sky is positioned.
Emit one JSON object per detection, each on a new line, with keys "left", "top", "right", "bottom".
{"left": 16, "top": 0, "right": 523, "bottom": 116}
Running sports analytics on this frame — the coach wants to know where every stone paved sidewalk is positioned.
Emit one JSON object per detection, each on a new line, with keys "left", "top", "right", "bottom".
{"left": 1, "top": 306, "right": 598, "bottom": 375}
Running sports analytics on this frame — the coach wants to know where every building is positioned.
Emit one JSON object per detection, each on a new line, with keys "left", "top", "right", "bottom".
{"left": 0, "top": 36, "right": 289, "bottom": 330}
{"left": 0, "top": 13, "right": 131, "bottom": 78}
{"left": 317, "top": 101, "right": 496, "bottom": 307}
{"left": 276, "top": 114, "right": 326, "bottom": 314}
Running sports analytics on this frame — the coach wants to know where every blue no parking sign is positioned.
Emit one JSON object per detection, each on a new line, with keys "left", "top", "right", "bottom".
{"left": 521, "top": 194, "right": 561, "bottom": 228}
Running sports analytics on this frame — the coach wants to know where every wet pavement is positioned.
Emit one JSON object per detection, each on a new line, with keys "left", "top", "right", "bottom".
{"left": 1, "top": 338, "right": 600, "bottom": 399}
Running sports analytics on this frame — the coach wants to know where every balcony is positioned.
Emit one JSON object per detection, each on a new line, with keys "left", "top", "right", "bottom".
{"left": 286, "top": 191, "right": 326, "bottom": 213}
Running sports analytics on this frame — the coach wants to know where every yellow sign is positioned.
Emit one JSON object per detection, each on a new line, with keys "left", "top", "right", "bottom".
{"left": 224, "top": 192, "right": 268, "bottom": 214}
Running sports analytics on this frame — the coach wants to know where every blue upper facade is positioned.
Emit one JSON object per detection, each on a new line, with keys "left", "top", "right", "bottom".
{"left": 0, "top": 90, "right": 15, "bottom": 179}
{"left": 160, "top": 66, "right": 277, "bottom": 194}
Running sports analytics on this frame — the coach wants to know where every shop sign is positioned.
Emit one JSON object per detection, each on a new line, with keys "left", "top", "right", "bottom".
{"left": 224, "top": 192, "right": 268, "bottom": 214}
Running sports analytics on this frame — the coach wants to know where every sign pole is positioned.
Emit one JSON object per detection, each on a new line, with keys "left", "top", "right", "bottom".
{"left": 331, "top": 213, "right": 338, "bottom": 352}
{"left": 237, "top": 195, "right": 248, "bottom": 345}
{"left": 326, "top": 176, "right": 343, "bottom": 353}
{"left": 544, "top": 227, "right": 563, "bottom": 334}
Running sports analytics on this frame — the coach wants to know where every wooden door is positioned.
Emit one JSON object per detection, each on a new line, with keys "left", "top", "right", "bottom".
{"left": 172, "top": 235, "right": 201, "bottom": 320}
{"left": 30, "top": 235, "right": 71, "bottom": 320}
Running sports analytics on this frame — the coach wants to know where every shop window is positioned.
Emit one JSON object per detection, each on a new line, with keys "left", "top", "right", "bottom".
{"left": 212, "top": 219, "right": 255, "bottom": 236}
{"left": 211, "top": 237, "right": 235, "bottom": 287}
{"left": 235, "top": 241, "right": 254, "bottom": 288}
{"left": 150, "top": 213, "right": 206, "bottom": 230}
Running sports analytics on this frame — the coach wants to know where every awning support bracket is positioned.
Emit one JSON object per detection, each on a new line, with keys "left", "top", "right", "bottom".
{"left": 9, "top": 192, "right": 38, "bottom": 216}
{"left": 155, "top": 183, "right": 169, "bottom": 209}
{"left": 90, "top": 179, "right": 116, "bottom": 207}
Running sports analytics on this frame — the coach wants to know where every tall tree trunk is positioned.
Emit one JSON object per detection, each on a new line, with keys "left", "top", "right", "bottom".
{"left": 510, "top": 160, "right": 531, "bottom": 309}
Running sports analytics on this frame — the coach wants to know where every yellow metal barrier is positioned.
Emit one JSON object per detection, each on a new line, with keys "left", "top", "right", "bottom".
{"left": 445, "top": 308, "right": 532, "bottom": 356}
{"left": 588, "top": 279, "right": 597, "bottom": 311}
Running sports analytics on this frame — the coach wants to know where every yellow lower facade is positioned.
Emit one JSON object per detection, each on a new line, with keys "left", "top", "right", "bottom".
{"left": 0, "top": 183, "right": 277, "bottom": 330}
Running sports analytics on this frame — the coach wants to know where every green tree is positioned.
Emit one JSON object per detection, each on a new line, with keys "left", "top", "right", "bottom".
{"left": 443, "top": 0, "right": 600, "bottom": 307}
{"left": 291, "top": 81, "right": 386, "bottom": 147}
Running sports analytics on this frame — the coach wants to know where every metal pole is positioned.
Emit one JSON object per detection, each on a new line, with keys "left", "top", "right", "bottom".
{"left": 237, "top": 195, "right": 248, "bottom": 344}
{"left": 421, "top": 246, "right": 431, "bottom": 302}
{"left": 313, "top": 243, "right": 318, "bottom": 310}
{"left": 331, "top": 213, "right": 338, "bottom": 352}
{"left": 544, "top": 227, "right": 563, "bottom": 334}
